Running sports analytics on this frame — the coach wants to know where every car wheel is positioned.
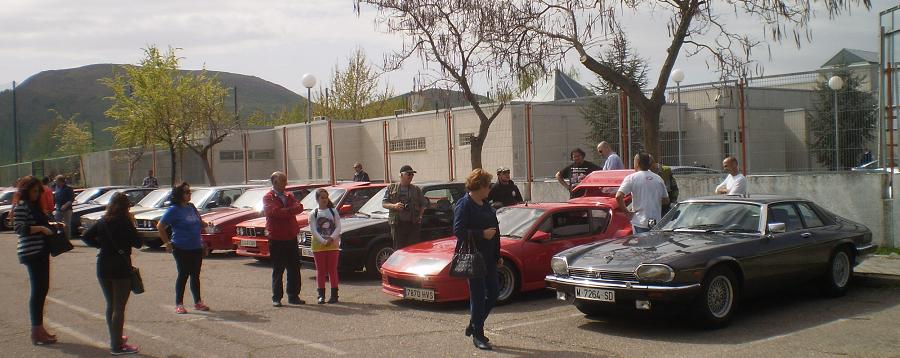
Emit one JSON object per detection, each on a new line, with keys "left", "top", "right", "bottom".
{"left": 822, "top": 248, "right": 853, "bottom": 297}
{"left": 145, "top": 238, "right": 163, "bottom": 249}
{"left": 366, "top": 242, "right": 394, "bottom": 278}
{"left": 692, "top": 266, "right": 739, "bottom": 328}
{"left": 574, "top": 299, "right": 610, "bottom": 317}
{"left": 496, "top": 258, "right": 519, "bottom": 305}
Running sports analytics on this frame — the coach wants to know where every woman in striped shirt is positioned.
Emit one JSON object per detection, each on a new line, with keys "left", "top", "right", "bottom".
{"left": 14, "top": 176, "right": 59, "bottom": 345}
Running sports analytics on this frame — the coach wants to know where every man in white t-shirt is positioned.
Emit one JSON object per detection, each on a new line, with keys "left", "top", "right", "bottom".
{"left": 616, "top": 153, "right": 669, "bottom": 234}
{"left": 715, "top": 156, "right": 747, "bottom": 196}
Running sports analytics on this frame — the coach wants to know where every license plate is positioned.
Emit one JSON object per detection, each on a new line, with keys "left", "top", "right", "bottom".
{"left": 404, "top": 287, "right": 435, "bottom": 302}
{"left": 575, "top": 287, "right": 615, "bottom": 302}
{"left": 240, "top": 239, "right": 257, "bottom": 247}
{"left": 301, "top": 247, "right": 314, "bottom": 258}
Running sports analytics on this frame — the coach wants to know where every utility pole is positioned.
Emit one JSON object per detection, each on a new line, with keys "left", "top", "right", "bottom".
{"left": 12, "top": 81, "right": 19, "bottom": 165}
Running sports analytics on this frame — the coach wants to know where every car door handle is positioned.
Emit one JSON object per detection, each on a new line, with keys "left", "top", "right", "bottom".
{"left": 801, "top": 232, "right": 813, "bottom": 238}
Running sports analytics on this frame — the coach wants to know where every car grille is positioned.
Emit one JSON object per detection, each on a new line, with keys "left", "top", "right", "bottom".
{"left": 298, "top": 231, "right": 313, "bottom": 247}
{"left": 80, "top": 217, "right": 95, "bottom": 228}
{"left": 387, "top": 277, "right": 423, "bottom": 289}
{"left": 236, "top": 227, "right": 266, "bottom": 237}
{"left": 568, "top": 267, "right": 638, "bottom": 282}
{"left": 135, "top": 219, "right": 156, "bottom": 230}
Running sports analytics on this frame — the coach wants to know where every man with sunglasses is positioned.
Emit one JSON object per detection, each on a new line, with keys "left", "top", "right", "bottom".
{"left": 488, "top": 167, "right": 523, "bottom": 209}
{"left": 382, "top": 165, "right": 428, "bottom": 250}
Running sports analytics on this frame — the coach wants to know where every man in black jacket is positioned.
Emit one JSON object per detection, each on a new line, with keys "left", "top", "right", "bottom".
{"left": 488, "top": 167, "right": 523, "bottom": 209}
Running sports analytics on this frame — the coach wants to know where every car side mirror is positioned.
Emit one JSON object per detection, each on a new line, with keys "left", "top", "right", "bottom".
{"left": 531, "top": 231, "right": 551, "bottom": 242}
{"left": 767, "top": 222, "right": 786, "bottom": 234}
{"left": 338, "top": 204, "right": 352, "bottom": 214}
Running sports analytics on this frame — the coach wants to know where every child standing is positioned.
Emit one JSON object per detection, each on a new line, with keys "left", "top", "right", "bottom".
{"left": 310, "top": 189, "right": 341, "bottom": 304}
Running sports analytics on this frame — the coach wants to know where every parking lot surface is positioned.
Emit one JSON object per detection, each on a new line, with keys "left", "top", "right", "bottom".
{"left": 0, "top": 233, "right": 898, "bottom": 357}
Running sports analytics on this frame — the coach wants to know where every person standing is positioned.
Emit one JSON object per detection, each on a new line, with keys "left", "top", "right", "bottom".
{"left": 352, "top": 162, "right": 370, "bottom": 182}
{"left": 81, "top": 192, "right": 142, "bottom": 355}
{"left": 487, "top": 167, "right": 523, "bottom": 209}
{"left": 649, "top": 155, "right": 679, "bottom": 214}
{"left": 40, "top": 177, "right": 55, "bottom": 217}
{"left": 157, "top": 182, "right": 210, "bottom": 314}
{"left": 310, "top": 189, "right": 342, "bottom": 305}
{"left": 555, "top": 148, "right": 600, "bottom": 198}
{"left": 715, "top": 156, "right": 747, "bottom": 196}
{"left": 14, "top": 176, "right": 58, "bottom": 345}
{"left": 860, "top": 147, "right": 873, "bottom": 166}
{"left": 142, "top": 170, "right": 159, "bottom": 188}
{"left": 616, "top": 153, "right": 669, "bottom": 234}
{"left": 263, "top": 171, "right": 306, "bottom": 307}
{"left": 382, "top": 165, "right": 428, "bottom": 249}
{"left": 596, "top": 141, "right": 625, "bottom": 170}
{"left": 454, "top": 169, "right": 501, "bottom": 351}
{"left": 52, "top": 175, "right": 75, "bottom": 240}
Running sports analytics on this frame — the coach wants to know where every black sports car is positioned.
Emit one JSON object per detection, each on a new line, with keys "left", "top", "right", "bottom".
{"left": 545, "top": 195, "right": 877, "bottom": 327}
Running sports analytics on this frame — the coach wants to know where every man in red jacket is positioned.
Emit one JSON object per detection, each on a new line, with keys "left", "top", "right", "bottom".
{"left": 264, "top": 171, "right": 305, "bottom": 306}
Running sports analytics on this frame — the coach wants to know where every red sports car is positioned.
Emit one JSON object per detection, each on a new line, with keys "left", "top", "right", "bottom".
{"left": 200, "top": 184, "right": 326, "bottom": 251}
{"left": 233, "top": 182, "right": 386, "bottom": 259}
{"left": 381, "top": 201, "right": 632, "bottom": 304}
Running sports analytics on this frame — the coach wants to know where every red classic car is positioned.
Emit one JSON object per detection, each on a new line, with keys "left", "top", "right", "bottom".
{"left": 568, "top": 169, "right": 633, "bottom": 203}
{"left": 381, "top": 201, "right": 633, "bottom": 304}
{"left": 233, "top": 182, "right": 386, "bottom": 258}
{"left": 200, "top": 184, "right": 326, "bottom": 251}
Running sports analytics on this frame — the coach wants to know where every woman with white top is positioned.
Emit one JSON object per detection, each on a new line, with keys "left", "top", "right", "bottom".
{"left": 310, "top": 189, "right": 342, "bottom": 304}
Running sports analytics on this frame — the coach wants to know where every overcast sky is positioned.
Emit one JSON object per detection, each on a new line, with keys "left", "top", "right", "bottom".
{"left": 0, "top": 0, "right": 887, "bottom": 96}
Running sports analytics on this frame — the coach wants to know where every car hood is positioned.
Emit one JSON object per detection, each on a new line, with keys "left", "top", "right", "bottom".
{"left": 382, "top": 236, "right": 520, "bottom": 276}
{"left": 134, "top": 209, "right": 167, "bottom": 221}
{"left": 73, "top": 204, "right": 105, "bottom": 214}
{"left": 565, "top": 231, "right": 747, "bottom": 271}
{"left": 237, "top": 212, "right": 311, "bottom": 228}
{"left": 202, "top": 208, "right": 257, "bottom": 225}
{"left": 304, "top": 216, "right": 388, "bottom": 232}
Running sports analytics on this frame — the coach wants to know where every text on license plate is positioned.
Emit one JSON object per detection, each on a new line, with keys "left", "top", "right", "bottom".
{"left": 575, "top": 287, "right": 615, "bottom": 302}
{"left": 404, "top": 287, "right": 435, "bottom": 302}
{"left": 301, "top": 247, "right": 314, "bottom": 258}
{"left": 240, "top": 239, "right": 257, "bottom": 247}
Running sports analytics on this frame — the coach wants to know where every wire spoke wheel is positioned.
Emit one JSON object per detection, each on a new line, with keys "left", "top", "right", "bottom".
{"left": 706, "top": 275, "right": 734, "bottom": 319}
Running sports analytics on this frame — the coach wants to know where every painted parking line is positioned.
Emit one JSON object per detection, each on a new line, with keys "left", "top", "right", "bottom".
{"left": 157, "top": 304, "right": 347, "bottom": 355}
{"left": 45, "top": 319, "right": 108, "bottom": 349}
{"left": 47, "top": 296, "right": 221, "bottom": 358}
{"left": 490, "top": 313, "right": 583, "bottom": 332}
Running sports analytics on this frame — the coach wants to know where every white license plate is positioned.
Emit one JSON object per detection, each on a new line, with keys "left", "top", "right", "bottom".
{"left": 240, "top": 239, "right": 257, "bottom": 247}
{"left": 575, "top": 287, "right": 615, "bottom": 302}
{"left": 404, "top": 287, "right": 435, "bottom": 302}
{"left": 301, "top": 247, "right": 314, "bottom": 258}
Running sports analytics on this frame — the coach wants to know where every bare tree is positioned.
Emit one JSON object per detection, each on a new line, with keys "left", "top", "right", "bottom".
{"left": 356, "top": 0, "right": 520, "bottom": 169}
{"left": 496, "top": 0, "right": 871, "bottom": 157}
{"left": 182, "top": 71, "right": 236, "bottom": 186}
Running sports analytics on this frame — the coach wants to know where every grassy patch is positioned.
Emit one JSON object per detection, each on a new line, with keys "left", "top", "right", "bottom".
{"left": 875, "top": 247, "right": 900, "bottom": 255}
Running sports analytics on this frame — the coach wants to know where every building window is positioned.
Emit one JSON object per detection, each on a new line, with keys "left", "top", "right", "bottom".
{"left": 459, "top": 133, "right": 475, "bottom": 146}
{"left": 389, "top": 137, "right": 427, "bottom": 152}
{"left": 248, "top": 150, "right": 274, "bottom": 160}
{"left": 219, "top": 150, "right": 244, "bottom": 161}
{"left": 315, "top": 145, "right": 323, "bottom": 179}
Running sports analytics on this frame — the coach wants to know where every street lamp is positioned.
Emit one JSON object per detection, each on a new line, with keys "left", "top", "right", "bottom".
{"left": 672, "top": 69, "right": 685, "bottom": 166}
{"left": 302, "top": 73, "right": 317, "bottom": 180}
{"left": 828, "top": 75, "right": 844, "bottom": 171}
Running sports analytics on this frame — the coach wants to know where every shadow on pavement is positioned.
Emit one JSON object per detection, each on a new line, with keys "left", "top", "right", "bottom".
{"left": 193, "top": 309, "right": 270, "bottom": 324}
{"left": 490, "top": 345, "right": 608, "bottom": 357}
{"left": 576, "top": 282, "right": 900, "bottom": 344}
{"left": 42, "top": 342, "right": 115, "bottom": 357}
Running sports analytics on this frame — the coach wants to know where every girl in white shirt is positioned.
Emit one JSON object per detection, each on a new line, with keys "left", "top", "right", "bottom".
{"left": 310, "top": 189, "right": 341, "bottom": 304}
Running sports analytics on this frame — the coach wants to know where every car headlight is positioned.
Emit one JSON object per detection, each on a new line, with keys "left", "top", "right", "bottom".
{"left": 551, "top": 257, "right": 569, "bottom": 276}
{"left": 635, "top": 264, "right": 675, "bottom": 282}
{"left": 204, "top": 225, "right": 221, "bottom": 234}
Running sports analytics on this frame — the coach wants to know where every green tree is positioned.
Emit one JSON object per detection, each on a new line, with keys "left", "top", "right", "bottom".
{"left": 809, "top": 68, "right": 877, "bottom": 170}
{"left": 318, "top": 48, "right": 395, "bottom": 120}
{"left": 52, "top": 111, "right": 92, "bottom": 156}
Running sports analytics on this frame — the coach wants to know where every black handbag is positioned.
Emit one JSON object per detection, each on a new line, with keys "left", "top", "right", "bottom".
{"left": 101, "top": 220, "right": 144, "bottom": 294}
{"left": 45, "top": 231, "right": 74, "bottom": 257}
{"left": 449, "top": 233, "right": 486, "bottom": 279}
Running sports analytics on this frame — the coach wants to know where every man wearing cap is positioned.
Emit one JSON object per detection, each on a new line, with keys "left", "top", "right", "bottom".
{"left": 382, "top": 165, "right": 429, "bottom": 250}
{"left": 488, "top": 167, "right": 523, "bottom": 209}
{"left": 352, "top": 162, "right": 370, "bottom": 182}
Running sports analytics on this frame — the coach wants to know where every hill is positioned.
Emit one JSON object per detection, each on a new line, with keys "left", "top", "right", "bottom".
{"left": 0, "top": 64, "right": 304, "bottom": 164}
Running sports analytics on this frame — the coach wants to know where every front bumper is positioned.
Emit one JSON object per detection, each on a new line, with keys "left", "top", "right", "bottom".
{"left": 202, "top": 232, "right": 236, "bottom": 251}
{"left": 545, "top": 275, "right": 701, "bottom": 305}
{"left": 137, "top": 229, "right": 160, "bottom": 241}
{"left": 381, "top": 268, "right": 469, "bottom": 303}
{"left": 855, "top": 243, "right": 878, "bottom": 265}
{"left": 233, "top": 236, "right": 270, "bottom": 258}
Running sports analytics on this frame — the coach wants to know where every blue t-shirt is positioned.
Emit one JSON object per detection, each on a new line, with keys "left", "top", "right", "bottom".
{"left": 159, "top": 204, "right": 203, "bottom": 250}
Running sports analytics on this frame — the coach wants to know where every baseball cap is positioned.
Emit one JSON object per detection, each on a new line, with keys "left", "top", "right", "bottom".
{"left": 496, "top": 167, "right": 510, "bottom": 173}
{"left": 399, "top": 165, "right": 417, "bottom": 174}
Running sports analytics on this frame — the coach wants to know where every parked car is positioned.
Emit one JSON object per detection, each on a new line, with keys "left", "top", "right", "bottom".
{"left": 0, "top": 188, "right": 14, "bottom": 206}
{"left": 297, "top": 182, "right": 466, "bottom": 276}
{"left": 545, "top": 195, "right": 876, "bottom": 328}
{"left": 73, "top": 186, "right": 129, "bottom": 206}
{"left": 381, "top": 201, "right": 633, "bottom": 304}
{"left": 200, "top": 184, "right": 326, "bottom": 252}
{"left": 0, "top": 188, "right": 16, "bottom": 231}
{"left": 70, "top": 187, "right": 155, "bottom": 234}
{"left": 568, "top": 170, "right": 632, "bottom": 201}
{"left": 233, "top": 182, "right": 386, "bottom": 259}
{"left": 79, "top": 188, "right": 173, "bottom": 232}
{"left": 135, "top": 184, "right": 261, "bottom": 248}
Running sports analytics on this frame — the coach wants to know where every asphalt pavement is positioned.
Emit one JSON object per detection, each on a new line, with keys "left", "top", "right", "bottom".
{"left": 0, "top": 233, "right": 897, "bottom": 357}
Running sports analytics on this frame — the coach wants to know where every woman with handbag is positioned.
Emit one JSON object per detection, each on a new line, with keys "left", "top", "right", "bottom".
{"left": 453, "top": 169, "right": 501, "bottom": 351}
{"left": 13, "top": 176, "right": 58, "bottom": 345}
{"left": 156, "top": 182, "right": 210, "bottom": 314}
{"left": 81, "top": 192, "right": 142, "bottom": 355}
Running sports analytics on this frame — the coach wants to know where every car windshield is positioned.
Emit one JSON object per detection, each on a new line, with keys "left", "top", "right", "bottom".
{"left": 75, "top": 188, "right": 100, "bottom": 204}
{"left": 656, "top": 202, "right": 762, "bottom": 234}
{"left": 191, "top": 189, "right": 213, "bottom": 207}
{"left": 136, "top": 189, "right": 170, "bottom": 208}
{"left": 0, "top": 191, "right": 13, "bottom": 205}
{"left": 300, "top": 188, "right": 346, "bottom": 211}
{"left": 356, "top": 188, "right": 389, "bottom": 218}
{"left": 497, "top": 207, "right": 546, "bottom": 239}
{"left": 232, "top": 188, "right": 269, "bottom": 210}
{"left": 91, "top": 190, "right": 120, "bottom": 205}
